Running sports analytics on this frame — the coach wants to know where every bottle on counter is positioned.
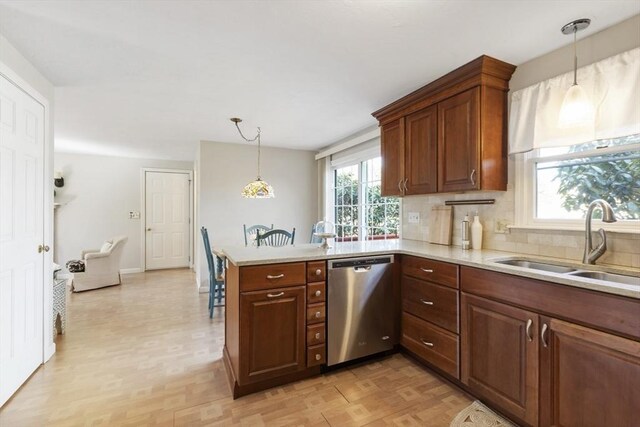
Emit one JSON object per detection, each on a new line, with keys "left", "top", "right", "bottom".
{"left": 461, "top": 213, "right": 471, "bottom": 250}
{"left": 471, "top": 211, "right": 483, "bottom": 250}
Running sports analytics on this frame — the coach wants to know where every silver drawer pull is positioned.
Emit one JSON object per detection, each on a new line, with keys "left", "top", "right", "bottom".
{"left": 267, "top": 292, "right": 284, "bottom": 298}
{"left": 315, "top": 311, "right": 321, "bottom": 318}
{"left": 420, "top": 299, "right": 434, "bottom": 306}
{"left": 420, "top": 268, "right": 434, "bottom": 273}
{"left": 315, "top": 354, "right": 321, "bottom": 361}
{"left": 420, "top": 339, "right": 434, "bottom": 347}
{"left": 526, "top": 318, "right": 533, "bottom": 342}
{"left": 266, "top": 274, "right": 285, "bottom": 280}
{"left": 315, "top": 269, "right": 322, "bottom": 276}
{"left": 314, "top": 290, "right": 322, "bottom": 297}
{"left": 315, "top": 332, "right": 321, "bottom": 340}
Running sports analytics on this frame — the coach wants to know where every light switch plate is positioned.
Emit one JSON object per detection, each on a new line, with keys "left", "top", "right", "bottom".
{"left": 408, "top": 212, "right": 420, "bottom": 224}
{"left": 129, "top": 211, "right": 140, "bottom": 219}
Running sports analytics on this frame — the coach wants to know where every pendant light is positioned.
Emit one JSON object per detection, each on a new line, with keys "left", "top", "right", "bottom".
{"left": 558, "top": 18, "right": 594, "bottom": 128}
{"left": 230, "top": 118, "right": 275, "bottom": 198}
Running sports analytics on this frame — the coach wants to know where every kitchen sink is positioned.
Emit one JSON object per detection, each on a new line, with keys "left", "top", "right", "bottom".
{"left": 493, "top": 258, "right": 577, "bottom": 274}
{"left": 492, "top": 257, "right": 639, "bottom": 287}
{"left": 567, "top": 271, "right": 640, "bottom": 286}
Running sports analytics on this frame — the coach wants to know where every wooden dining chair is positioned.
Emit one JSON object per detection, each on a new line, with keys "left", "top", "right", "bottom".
{"left": 243, "top": 224, "right": 274, "bottom": 246}
{"left": 201, "top": 227, "right": 225, "bottom": 318}
{"left": 256, "top": 228, "right": 296, "bottom": 247}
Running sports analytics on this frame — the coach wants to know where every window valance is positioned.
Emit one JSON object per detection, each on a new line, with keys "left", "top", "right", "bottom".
{"left": 509, "top": 48, "right": 640, "bottom": 154}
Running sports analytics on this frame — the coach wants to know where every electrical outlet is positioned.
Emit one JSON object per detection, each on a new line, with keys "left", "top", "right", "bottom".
{"left": 129, "top": 211, "right": 140, "bottom": 219}
{"left": 408, "top": 212, "right": 420, "bottom": 224}
{"left": 494, "top": 219, "right": 510, "bottom": 233}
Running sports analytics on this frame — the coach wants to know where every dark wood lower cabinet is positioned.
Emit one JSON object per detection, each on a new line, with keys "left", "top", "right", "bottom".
{"left": 239, "top": 286, "right": 306, "bottom": 385}
{"left": 540, "top": 317, "right": 640, "bottom": 427}
{"left": 461, "top": 293, "right": 539, "bottom": 426}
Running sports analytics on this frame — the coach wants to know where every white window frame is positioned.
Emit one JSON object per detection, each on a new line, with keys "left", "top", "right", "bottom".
{"left": 514, "top": 142, "right": 640, "bottom": 233}
{"left": 328, "top": 155, "right": 401, "bottom": 241}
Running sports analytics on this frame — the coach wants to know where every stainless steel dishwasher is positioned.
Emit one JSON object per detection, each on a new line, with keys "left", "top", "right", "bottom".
{"left": 327, "top": 255, "right": 398, "bottom": 366}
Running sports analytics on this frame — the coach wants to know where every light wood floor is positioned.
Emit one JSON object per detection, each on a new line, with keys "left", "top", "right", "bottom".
{"left": 0, "top": 269, "right": 473, "bottom": 426}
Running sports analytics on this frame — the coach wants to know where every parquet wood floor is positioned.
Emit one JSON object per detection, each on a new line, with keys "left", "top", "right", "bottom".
{"left": 0, "top": 269, "right": 472, "bottom": 426}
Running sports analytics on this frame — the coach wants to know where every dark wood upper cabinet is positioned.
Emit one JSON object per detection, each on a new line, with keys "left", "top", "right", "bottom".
{"left": 539, "top": 317, "right": 640, "bottom": 427}
{"left": 405, "top": 105, "right": 438, "bottom": 194}
{"left": 438, "top": 88, "right": 479, "bottom": 192}
{"left": 372, "top": 55, "right": 515, "bottom": 195}
{"left": 461, "top": 293, "right": 539, "bottom": 427}
{"left": 239, "top": 285, "right": 306, "bottom": 385}
{"left": 380, "top": 118, "right": 404, "bottom": 197}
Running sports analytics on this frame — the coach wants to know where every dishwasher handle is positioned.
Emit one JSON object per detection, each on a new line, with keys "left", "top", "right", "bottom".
{"left": 353, "top": 266, "right": 372, "bottom": 272}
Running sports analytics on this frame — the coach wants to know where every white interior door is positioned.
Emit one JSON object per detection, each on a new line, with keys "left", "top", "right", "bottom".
{"left": 0, "top": 73, "right": 45, "bottom": 407}
{"left": 145, "top": 171, "right": 190, "bottom": 270}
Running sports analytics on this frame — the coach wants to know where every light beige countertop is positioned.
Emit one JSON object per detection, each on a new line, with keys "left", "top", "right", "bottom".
{"left": 214, "top": 239, "right": 640, "bottom": 300}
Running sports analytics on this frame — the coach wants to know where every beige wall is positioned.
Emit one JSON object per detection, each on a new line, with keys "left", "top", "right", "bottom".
{"left": 402, "top": 14, "right": 640, "bottom": 269}
{"left": 54, "top": 153, "right": 193, "bottom": 272}
{"left": 196, "top": 141, "right": 318, "bottom": 288}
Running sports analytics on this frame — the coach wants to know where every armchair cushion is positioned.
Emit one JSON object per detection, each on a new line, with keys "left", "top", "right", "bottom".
{"left": 100, "top": 241, "right": 113, "bottom": 253}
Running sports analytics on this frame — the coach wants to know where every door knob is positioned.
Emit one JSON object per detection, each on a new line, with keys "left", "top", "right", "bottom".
{"left": 146, "top": 228, "right": 152, "bottom": 231}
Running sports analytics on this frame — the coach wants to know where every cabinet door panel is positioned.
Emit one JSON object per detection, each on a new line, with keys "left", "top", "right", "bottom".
{"left": 540, "top": 317, "right": 640, "bottom": 427}
{"left": 381, "top": 118, "right": 404, "bottom": 196}
{"left": 405, "top": 105, "right": 437, "bottom": 194}
{"left": 461, "top": 293, "right": 538, "bottom": 426}
{"left": 438, "top": 88, "right": 479, "bottom": 192}
{"left": 239, "top": 286, "right": 306, "bottom": 385}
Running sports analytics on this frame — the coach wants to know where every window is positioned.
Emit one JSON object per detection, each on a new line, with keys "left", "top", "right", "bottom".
{"left": 516, "top": 134, "right": 640, "bottom": 228}
{"left": 332, "top": 157, "right": 400, "bottom": 241}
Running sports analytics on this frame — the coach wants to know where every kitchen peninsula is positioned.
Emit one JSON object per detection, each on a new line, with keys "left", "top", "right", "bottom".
{"left": 218, "top": 241, "right": 640, "bottom": 426}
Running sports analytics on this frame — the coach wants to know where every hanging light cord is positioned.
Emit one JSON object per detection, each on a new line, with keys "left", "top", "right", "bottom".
{"left": 572, "top": 26, "right": 578, "bottom": 85}
{"left": 234, "top": 121, "right": 262, "bottom": 179}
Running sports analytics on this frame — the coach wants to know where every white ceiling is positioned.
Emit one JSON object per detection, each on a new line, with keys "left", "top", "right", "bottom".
{"left": 0, "top": 1, "right": 638, "bottom": 160}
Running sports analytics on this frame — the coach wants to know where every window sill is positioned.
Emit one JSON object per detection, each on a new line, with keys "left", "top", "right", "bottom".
{"left": 508, "top": 224, "right": 640, "bottom": 236}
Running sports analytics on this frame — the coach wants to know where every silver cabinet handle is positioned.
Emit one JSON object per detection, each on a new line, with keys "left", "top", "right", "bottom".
{"left": 315, "top": 332, "right": 321, "bottom": 340}
{"left": 315, "top": 311, "right": 321, "bottom": 318}
{"left": 315, "top": 269, "right": 322, "bottom": 276}
{"left": 420, "top": 339, "right": 434, "bottom": 347}
{"left": 526, "top": 319, "right": 533, "bottom": 342}
{"left": 420, "top": 268, "right": 434, "bottom": 273}
{"left": 267, "top": 292, "right": 284, "bottom": 298}
{"left": 266, "top": 274, "right": 285, "bottom": 280}
{"left": 420, "top": 299, "right": 434, "bottom": 306}
{"left": 403, "top": 178, "right": 409, "bottom": 192}
{"left": 541, "top": 323, "right": 549, "bottom": 348}
{"left": 315, "top": 354, "right": 321, "bottom": 361}
{"left": 398, "top": 179, "right": 403, "bottom": 194}
{"left": 314, "top": 290, "right": 322, "bottom": 297}
{"left": 470, "top": 169, "right": 477, "bottom": 186}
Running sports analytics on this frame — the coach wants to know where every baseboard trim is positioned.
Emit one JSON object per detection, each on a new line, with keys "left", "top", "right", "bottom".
{"left": 45, "top": 342, "right": 56, "bottom": 362}
{"left": 120, "top": 268, "right": 143, "bottom": 275}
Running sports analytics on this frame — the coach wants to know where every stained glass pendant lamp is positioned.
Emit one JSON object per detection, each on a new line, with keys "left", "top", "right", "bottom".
{"left": 230, "top": 118, "right": 275, "bottom": 198}
{"left": 558, "top": 18, "right": 594, "bottom": 128}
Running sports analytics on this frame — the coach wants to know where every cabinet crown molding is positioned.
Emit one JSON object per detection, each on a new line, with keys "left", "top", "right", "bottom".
{"left": 372, "top": 55, "right": 516, "bottom": 124}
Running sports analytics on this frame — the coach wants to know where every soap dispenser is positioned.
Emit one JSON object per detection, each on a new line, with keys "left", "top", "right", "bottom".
{"left": 471, "top": 211, "right": 483, "bottom": 250}
{"left": 461, "top": 213, "right": 471, "bottom": 250}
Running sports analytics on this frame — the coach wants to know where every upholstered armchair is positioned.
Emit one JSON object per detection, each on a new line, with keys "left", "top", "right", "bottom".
{"left": 71, "top": 236, "right": 128, "bottom": 292}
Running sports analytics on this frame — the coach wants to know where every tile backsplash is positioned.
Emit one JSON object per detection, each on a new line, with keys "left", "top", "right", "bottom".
{"left": 401, "top": 186, "right": 640, "bottom": 269}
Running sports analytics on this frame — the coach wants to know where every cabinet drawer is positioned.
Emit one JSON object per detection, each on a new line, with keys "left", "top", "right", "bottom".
{"left": 307, "top": 303, "right": 326, "bottom": 324}
{"left": 307, "top": 261, "right": 326, "bottom": 282}
{"left": 307, "top": 343, "right": 326, "bottom": 367}
{"left": 240, "top": 262, "right": 306, "bottom": 292}
{"left": 401, "top": 312, "right": 459, "bottom": 378}
{"left": 307, "top": 282, "right": 326, "bottom": 304}
{"left": 307, "top": 323, "right": 325, "bottom": 346}
{"left": 402, "top": 256, "right": 458, "bottom": 288}
{"left": 402, "top": 276, "right": 458, "bottom": 333}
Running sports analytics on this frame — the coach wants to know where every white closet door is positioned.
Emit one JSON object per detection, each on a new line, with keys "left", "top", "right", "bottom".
{"left": 145, "top": 171, "right": 190, "bottom": 270}
{"left": 0, "top": 73, "right": 45, "bottom": 407}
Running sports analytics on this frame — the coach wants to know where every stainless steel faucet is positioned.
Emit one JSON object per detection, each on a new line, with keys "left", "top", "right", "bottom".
{"left": 583, "top": 199, "right": 617, "bottom": 264}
